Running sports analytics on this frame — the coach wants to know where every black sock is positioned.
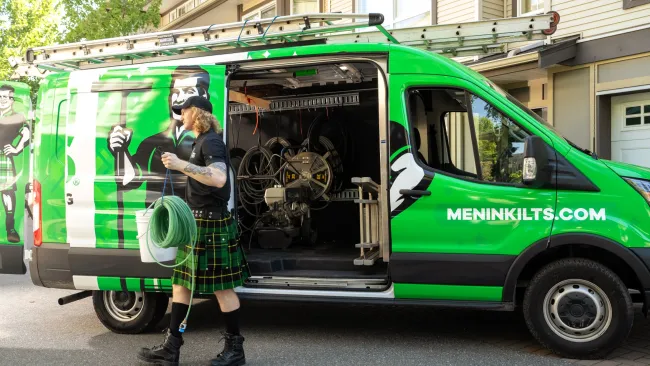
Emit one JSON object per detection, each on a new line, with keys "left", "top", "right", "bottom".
{"left": 169, "top": 302, "right": 189, "bottom": 337}
{"left": 223, "top": 308, "right": 240, "bottom": 335}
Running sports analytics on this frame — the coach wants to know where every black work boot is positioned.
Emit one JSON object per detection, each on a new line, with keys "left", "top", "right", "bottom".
{"left": 7, "top": 229, "right": 20, "bottom": 243}
{"left": 137, "top": 328, "right": 183, "bottom": 366}
{"left": 210, "top": 332, "right": 246, "bottom": 366}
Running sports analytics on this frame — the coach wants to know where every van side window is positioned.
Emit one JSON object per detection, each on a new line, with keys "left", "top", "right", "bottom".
{"left": 407, "top": 88, "right": 532, "bottom": 185}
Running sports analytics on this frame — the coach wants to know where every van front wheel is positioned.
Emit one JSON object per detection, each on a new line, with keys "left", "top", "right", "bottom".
{"left": 523, "top": 258, "right": 633, "bottom": 359}
{"left": 92, "top": 290, "right": 169, "bottom": 334}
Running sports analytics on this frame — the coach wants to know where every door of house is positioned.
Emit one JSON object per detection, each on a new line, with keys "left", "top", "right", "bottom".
{"left": 611, "top": 92, "right": 650, "bottom": 168}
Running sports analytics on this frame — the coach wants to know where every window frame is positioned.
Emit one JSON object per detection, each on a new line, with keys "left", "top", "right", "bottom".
{"left": 355, "top": 0, "right": 431, "bottom": 29}
{"left": 620, "top": 101, "right": 650, "bottom": 131}
{"left": 242, "top": 2, "right": 277, "bottom": 21}
{"left": 404, "top": 85, "right": 536, "bottom": 188}
{"left": 517, "top": 0, "right": 546, "bottom": 16}
{"left": 290, "top": 0, "right": 321, "bottom": 15}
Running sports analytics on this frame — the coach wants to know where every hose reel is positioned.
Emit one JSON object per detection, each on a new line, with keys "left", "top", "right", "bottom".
{"left": 282, "top": 151, "right": 333, "bottom": 201}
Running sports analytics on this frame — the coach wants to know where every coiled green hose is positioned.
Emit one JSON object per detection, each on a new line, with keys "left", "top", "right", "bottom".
{"left": 144, "top": 194, "right": 198, "bottom": 333}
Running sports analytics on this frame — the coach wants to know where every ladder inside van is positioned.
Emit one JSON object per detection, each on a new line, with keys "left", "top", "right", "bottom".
{"left": 9, "top": 11, "right": 560, "bottom": 79}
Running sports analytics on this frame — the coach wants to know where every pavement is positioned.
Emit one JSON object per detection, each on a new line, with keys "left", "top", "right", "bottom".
{"left": 1, "top": 272, "right": 649, "bottom": 366}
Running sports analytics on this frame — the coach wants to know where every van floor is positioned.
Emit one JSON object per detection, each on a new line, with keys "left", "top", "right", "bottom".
{"left": 244, "top": 244, "right": 388, "bottom": 279}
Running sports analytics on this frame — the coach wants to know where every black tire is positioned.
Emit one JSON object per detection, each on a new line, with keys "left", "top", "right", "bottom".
{"left": 523, "top": 258, "right": 634, "bottom": 359}
{"left": 92, "top": 290, "right": 169, "bottom": 334}
{"left": 146, "top": 293, "right": 170, "bottom": 332}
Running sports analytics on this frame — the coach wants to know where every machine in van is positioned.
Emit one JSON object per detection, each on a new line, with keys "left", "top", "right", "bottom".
{"left": 2, "top": 12, "right": 650, "bottom": 360}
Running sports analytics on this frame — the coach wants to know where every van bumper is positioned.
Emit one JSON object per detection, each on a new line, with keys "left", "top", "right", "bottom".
{"left": 30, "top": 243, "right": 74, "bottom": 289}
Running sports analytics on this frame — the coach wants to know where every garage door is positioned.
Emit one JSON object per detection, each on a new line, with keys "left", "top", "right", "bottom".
{"left": 611, "top": 92, "right": 650, "bottom": 168}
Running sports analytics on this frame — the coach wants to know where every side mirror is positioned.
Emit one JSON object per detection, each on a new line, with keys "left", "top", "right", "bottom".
{"left": 522, "top": 135, "right": 553, "bottom": 188}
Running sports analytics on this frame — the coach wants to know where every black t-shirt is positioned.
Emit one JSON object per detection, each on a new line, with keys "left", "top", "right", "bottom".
{"left": 185, "top": 128, "right": 230, "bottom": 209}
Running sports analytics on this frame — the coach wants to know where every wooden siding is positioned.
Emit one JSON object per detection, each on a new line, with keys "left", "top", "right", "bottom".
{"left": 328, "top": 0, "right": 353, "bottom": 13}
{"left": 551, "top": 0, "right": 650, "bottom": 39}
{"left": 483, "top": 0, "right": 505, "bottom": 19}
{"left": 438, "top": 0, "right": 476, "bottom": 24}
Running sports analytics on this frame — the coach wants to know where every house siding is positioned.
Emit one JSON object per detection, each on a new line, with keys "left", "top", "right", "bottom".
{"left": 551, "top": 0, "right": 650, "bottom": 39}
{"left": 483, "top": 0, "right": 505, "bottom": 19}
{"left": 438, "top": 0, "right": 476, "bottom": 24}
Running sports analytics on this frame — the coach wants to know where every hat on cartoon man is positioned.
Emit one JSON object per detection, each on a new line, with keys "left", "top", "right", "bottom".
{"left": 172, "top": 95, "right": 213, "bottom": 114}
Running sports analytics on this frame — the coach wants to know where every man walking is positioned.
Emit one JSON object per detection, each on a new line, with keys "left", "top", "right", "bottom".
{"left": 137, "top": 96, "right": 250, "bottom": 366}
{"left": 0, "top": 84, "right": 30, "bottom": 243}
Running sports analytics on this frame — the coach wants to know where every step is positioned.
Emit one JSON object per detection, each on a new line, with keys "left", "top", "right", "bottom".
{"left": 354, "top": 249, "right": 381, "bottom": 266}
{"left": 354, "top": 199, "right": 378, "bottom": 204}
{"left": 355, "top": 243, "right": 379, "bottom": 249}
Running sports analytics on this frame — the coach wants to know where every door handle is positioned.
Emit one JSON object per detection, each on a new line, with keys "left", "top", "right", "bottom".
{"left": 399, "top": 189, "right": 431, "bottom": 197}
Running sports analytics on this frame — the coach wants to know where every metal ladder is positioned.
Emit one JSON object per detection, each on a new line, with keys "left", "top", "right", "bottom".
{"left": 352, "top": 177, "right": 381, "bottom": 266}
{"left": 10, "top": 11, "right": 560, "bottom": 79}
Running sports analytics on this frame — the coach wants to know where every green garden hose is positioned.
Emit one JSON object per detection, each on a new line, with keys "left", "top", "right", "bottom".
{"left": 143, "top": 193, "right": 198, "bottom": 334}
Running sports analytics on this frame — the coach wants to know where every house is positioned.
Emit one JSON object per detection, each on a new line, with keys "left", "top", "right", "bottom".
{"left": 158, "top": 0, "right": 650, "bottom": 168}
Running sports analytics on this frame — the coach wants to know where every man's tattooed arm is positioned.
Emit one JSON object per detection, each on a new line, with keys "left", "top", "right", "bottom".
{"left": 180, "top": 161, "right": 227, "bottom": 188}
{"left": 183, "top": 163, "right": 213, "bottom": 177}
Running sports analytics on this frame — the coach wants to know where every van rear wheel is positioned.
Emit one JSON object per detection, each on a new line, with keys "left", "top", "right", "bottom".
{"left": 523, "top": 258, "right": 634, "bottom": 359}
{"left": 92, "top": 290, "right": 169, "bottom": 334}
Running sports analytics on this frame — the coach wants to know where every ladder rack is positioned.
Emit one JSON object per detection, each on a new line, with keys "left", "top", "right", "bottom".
{"left": 9, "top": 11, "right": 560, "bottom": 79}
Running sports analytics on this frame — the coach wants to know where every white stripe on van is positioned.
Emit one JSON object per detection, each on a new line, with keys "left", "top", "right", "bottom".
{"left": 72, "top": 275, "right": 100, "bottom": 290}
{"left": 66, "top": 70, "right": 101, "bottom": 249}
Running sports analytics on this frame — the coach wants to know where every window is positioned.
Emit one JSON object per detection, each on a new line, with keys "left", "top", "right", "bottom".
{"left": 357, "top": 0, "right": 431, "bottom": 29}
{"left": 407, "top": 88, "right": 532, "bottom": 185}
{"left": 292, "top": 0, "right": 319, "bottom": 14}
{"left": 242, "top": 3, "right": 277, "bottom": 21}
{"left": 168, "top": 0, "right": 209, "bottom": 24}
{"left": 624, "top": 103, "right": 650, "bottom": 127}
{"left": 519, "top": 0, "right": 545, "bottom": 15}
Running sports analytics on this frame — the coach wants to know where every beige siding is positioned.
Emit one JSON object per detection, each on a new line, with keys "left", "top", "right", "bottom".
{"left": 506, "top": 0, "right": 512, "bottom": 17}
{"left": 483, "top": 0, "right": 504, "bottom": 19}
{"left": 438, "top": 0, "right": 476, "bottom": 24}
{"left": 553, "top": 68, "right": 591, "bottom": 150}
{"left": 551, "top": 0, "right": 650, "bottom": 39}
{"left": 328, "top": 0, "right": 353, "bottom": 13}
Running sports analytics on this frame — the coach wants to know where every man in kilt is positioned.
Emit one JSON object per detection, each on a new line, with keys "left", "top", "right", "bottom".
{"left": 137, "top": 96, "right": 250, "bottom": 366}
{"left": 0, "top": 84, "right": 30, "bottom": 243}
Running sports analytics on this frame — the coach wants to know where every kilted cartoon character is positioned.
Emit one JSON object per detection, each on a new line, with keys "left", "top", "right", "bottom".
{"left": 0, "top": 84, "right": 30, "bottom": 243}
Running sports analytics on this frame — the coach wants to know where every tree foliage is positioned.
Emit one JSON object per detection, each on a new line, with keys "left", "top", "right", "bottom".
{"left": 0, "top": 0, "right": 60, "bottom": 98}
{"left": 60, "top": 0, "right": 162, "bottom": 43}
{"left": 1, "top": 0, "right": 162, "bottom": 102}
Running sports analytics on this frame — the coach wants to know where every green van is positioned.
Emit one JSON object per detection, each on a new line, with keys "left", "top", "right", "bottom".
{"left": 2, "top": 13, "right": 650, "bottom": 360}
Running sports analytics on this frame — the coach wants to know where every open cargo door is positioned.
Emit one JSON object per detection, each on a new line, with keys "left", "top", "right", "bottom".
{"left": 0, "top": 81, "right": 32, "bottom": 274}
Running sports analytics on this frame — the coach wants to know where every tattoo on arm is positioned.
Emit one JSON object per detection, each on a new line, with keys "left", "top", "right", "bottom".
{"left": 210, "top": 162, "right": 227, "bottom": 174}
{"left": 184, "top": 163, "right": 213, "bottom": 177}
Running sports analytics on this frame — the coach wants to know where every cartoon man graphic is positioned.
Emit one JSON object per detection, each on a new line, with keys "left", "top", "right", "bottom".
{"left": 0, "top": 84, "right": 30, "bottom": 243}
{"left": 107, "top": 66, "right": 211, "bottom": 207}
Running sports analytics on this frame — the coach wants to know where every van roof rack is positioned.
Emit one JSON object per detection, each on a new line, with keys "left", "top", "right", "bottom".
{"left": 9, "top": 11, "right": 560, "bottom": 79}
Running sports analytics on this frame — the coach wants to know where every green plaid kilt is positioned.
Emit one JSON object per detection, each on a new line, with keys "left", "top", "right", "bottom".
{"left": 0, "top": 152, "right": 16, "bottom": 192}
{"left": 171, "top": 210, "right": 250, "bottom": 293}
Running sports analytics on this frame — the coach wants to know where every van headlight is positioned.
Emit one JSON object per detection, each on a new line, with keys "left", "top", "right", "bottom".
{"left": 624, "top": 177, "right": 650, "bottom": 205}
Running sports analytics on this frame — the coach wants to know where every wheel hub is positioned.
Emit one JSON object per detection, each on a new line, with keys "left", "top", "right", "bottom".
{"left": 103, "top": 291, "right": 145, "bottom": 322}
{"left": 543, "top": 279, "right": 612, "bottom": 343}
{"left": 558, "top": 292, "right": 597, "bottom": 328}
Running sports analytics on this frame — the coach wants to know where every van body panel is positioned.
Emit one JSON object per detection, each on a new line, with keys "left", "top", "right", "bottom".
{"left": 602, "top": 159, "right": 650, "bottom": 180}
{"left": 0, "top": 80, "right": 32, "bottom": 274}
{"left": 552, "top": 150, "right": 650, "bottom": 249}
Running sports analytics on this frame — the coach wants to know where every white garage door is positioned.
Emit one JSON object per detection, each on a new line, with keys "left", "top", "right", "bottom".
{"left": 611, "top": 92, "right": 650, "bottom": 168}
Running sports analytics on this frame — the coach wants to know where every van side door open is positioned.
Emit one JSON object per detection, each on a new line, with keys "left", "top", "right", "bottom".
{"left": 388, "top": 75, "right": 557, "bottom": 302}
{"left": 0, "top": 81, "right": 32, "bottom": 275}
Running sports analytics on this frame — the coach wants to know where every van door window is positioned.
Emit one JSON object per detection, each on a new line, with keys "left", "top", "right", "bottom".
{"left": 408, "top": 88, "right": 532, "bottom": 185}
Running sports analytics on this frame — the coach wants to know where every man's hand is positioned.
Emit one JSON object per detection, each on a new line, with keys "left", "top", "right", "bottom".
{"left": 162, "top": 152, "right": 186, "bottom": 171}
{"left": 3, "top": 144, "right": 19, "bottom": 156}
